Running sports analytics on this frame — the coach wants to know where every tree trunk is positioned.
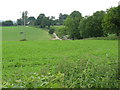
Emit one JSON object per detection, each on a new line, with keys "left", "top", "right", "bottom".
{"left": 116, "top": 31, "right": 119, "bottom": 36}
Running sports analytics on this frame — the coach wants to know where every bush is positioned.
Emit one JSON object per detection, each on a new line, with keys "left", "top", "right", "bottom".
{"left": 20, "top": 39, "right": 27, "bottom": 41}
{"left": 48, "top": 28, "right": 55, "bottom": 34}
{"left": 84, "top": 34, "right": 118, "bottom": 40}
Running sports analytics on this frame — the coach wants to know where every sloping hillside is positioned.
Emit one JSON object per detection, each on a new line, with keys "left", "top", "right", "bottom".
{"left": 2, "top": 26, "right": 51, "bottom": 41}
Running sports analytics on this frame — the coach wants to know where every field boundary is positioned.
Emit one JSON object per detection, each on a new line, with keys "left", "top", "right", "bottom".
{"left": 0, "top": 25, "right": 2, "bottom": 89}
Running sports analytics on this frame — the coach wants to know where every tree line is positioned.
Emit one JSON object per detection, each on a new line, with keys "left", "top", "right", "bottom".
{"left": 16, "top": 11, "right": 68, "bottom": 28}
{"left": 1, "top": 11, "right": 67, "bottom": 27}
{"left": 52, "top": 5, "right": 120, "bottom": 39}
{"left": 2, "top": 20, "right": 13, "bottom": 26}
{"left": 1, "top": 5, "right": 120, "bottom": 39}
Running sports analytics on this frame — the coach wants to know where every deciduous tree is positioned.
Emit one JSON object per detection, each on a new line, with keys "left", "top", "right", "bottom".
{"left": 2, "top": 20, "right": 13, "bottom": 26}
{"left": 102, "top": 6, "right": 120, "bottom": 36}
{"left": 64, "top": 11, "right": 82, "bottom": 39}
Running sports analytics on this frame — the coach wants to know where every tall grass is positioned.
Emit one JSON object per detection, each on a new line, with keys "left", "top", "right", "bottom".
{"left": 2, "top": 40, "right": 118, "bottom": 88}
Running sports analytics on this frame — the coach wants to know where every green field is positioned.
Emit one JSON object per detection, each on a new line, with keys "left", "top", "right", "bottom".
{"left": 2, "top": 26, "right": 51, "bottom": 41}
{"left": 2, "top": 26, "right": 119, "bottom": 88}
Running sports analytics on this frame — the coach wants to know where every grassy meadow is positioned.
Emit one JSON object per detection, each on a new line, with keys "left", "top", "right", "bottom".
{"left": 2, "top": 26, "right": 51, "bottom": 41}
{"left": 2, "top": 26, "right": 119, "bottom": 88}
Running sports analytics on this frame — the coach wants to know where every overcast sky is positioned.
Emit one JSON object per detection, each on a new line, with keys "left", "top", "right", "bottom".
{"left": 0, "top": 0, "right": 120, "bottom": 21}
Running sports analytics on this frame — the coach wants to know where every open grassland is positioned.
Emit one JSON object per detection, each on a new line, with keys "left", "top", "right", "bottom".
{"left": 2, "top": 26, "right": 51, "bottom": 41}
{"left": 50, "top": 25, "right": 65, "bottom": 29}
{"left": 2, "top": 40, "right": 118, "bottom": 88}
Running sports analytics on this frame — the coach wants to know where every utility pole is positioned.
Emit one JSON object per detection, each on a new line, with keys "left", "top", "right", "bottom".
{"left": 20, "top": 11, "right": 27, "bottom": 41}
{"left": 24, "top": 11, "right": 26, "bottom": 40}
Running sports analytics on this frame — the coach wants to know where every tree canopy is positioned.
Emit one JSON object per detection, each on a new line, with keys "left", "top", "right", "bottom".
{"left": 15, "top": 5, "right": 120, "bottom": 39}
{"left": 102, "top": 6, "right": 120, "bottom": 36}
{"left": 59, "top": 13, "right": 68, "bottom": 25}
{"left": 2, "top": 20, "right": 13, "bottom": 26}
{"left": 64, "top": 11, "right": 82, "bottom": 39}
{"left": 28, "top": 16, "right": 36, "bottom": 25}
{"left": 79, "top": 11, "right": 106, "bottom": 38}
